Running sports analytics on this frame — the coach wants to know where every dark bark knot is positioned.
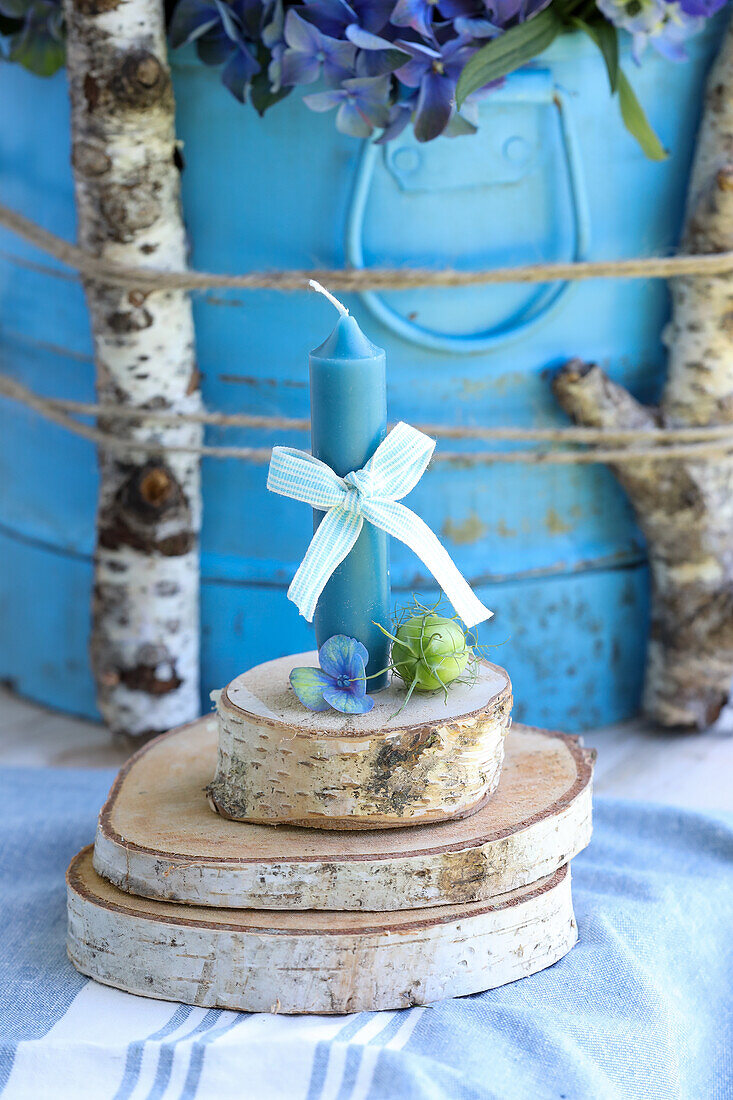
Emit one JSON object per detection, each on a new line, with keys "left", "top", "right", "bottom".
{"left": 83, "top": 74, "right": 100, "bottom": 111}
{"left": 98, "top": 461, "right": 194, "bottom": 556}
{"left": 107, "top": 306, "right": 154, "bottom": 334}
{"left": 139, "top": 466, "right": 175, "bottom": 508}
{"left": 99, "top": 182, "right": 161, "bottom": 240}
{"left": 112, "top": 50, "right": 169, "bottom": 109}
{"left": 95, "top": 645, "right": 182, "bottom": 698}
{"left": 119, "top": 662, "right": 183, "bottom": 696}
{"left": 716, "top": 166, "right": 733, "bottom": 193}
{"left": 72, "top": 140, "right": 111, "bottom": 177}
{"left": 71, "top": 0, "right": 123, "bottom": 14}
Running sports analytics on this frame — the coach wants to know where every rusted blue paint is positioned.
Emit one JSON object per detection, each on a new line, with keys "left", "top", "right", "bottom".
{"left": 0, "top": 24, "right": 722, "bottom": 729}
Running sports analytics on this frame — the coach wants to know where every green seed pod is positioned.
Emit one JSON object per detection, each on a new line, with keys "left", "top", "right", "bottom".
{"left": 392, "top": 614, "right": 472, "bottom": 693}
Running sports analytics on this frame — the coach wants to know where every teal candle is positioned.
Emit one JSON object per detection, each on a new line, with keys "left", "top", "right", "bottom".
{"left": 309, "top": 285, "right": 390, "bottom": 691}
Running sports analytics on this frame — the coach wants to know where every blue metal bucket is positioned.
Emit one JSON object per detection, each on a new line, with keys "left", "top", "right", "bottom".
{"left": 0, "top": 24, "right": 722, "bottom": 729}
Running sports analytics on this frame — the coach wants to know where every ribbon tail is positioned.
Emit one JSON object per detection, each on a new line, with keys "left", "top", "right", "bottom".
{"left": 365, "top": 500, "right": 493, "bottom": 628}
{"left": 287, "top": 508, "right": 363, "bottom": 622}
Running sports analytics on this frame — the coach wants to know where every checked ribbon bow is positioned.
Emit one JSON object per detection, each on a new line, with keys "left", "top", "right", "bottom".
{"left": 267, "top": 421, "right": 493, "bottom": 627}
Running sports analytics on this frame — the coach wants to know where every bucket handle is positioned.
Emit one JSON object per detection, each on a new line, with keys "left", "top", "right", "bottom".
{"left": 344, "top": 70, "right": 591, "bottom": 355}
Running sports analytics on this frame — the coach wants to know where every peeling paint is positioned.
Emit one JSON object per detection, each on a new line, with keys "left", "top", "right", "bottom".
{"left": 495, "top": 519, "right": 517, "bottom": 538}
{"left": 456, "top": 378, "right": 492, "bottom": 399}
{"left": 454, "top": 371, "right": 526, "bottom": 400}
{"left": 545, "top": 508, "right": 573, "bottom": 535}
{"left": 442, "top": 513, "right": 488, "bottom": 545}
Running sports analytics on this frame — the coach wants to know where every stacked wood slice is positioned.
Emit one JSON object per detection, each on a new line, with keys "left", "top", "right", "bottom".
{"left": 67, "top": 655, "right": 595, "bottom": 1014}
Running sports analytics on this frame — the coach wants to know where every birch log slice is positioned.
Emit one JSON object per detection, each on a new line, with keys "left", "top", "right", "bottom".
{"left": 68, "top": 848, "right": 577, "bottom": 1014}
{"left": 93, "top": 718, "right": 593, "bottom": 911}
{"left": 209, "top": 654, "right": 512, "bottom": 828}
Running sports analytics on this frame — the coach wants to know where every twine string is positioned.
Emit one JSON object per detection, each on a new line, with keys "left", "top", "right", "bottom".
{"left": 2, "top": 201, "right": 733, "bottom": 292}
{"left": 3, "top": 375, "right": 733, "bottom": 465}
{"left": 2, "top": 200, "right": 733, "bottom": 465}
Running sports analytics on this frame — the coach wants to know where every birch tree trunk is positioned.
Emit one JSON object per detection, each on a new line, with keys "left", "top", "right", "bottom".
{"left": 64, "top": 0, "right": 203, "bottom": 741}
{"left": 553, "top": 13, "right": 733, "bottom": 731}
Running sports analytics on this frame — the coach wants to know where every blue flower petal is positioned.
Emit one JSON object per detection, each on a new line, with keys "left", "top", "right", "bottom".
{"left": 323, "top": 685, "right": 375, "bottom": 713}
{"left": 394, "top": 38, "right": 442, "bottom": 61}
{"left": 391, "top": 0, "right": 434, "bottom": 39}
{"left": 345, "top": 23, "right": 396, "bottom": 49}
{"left": 375, "top": 99, "right": 414, "bottom": 142}
{"left": 680, "top": 0, "right": 725, "bottom": 13}
{"left": 346, "top": 653, "right": 368, "bottom": 698}
{"left": 302, "top": 0, "right": 358, "bottom": 36}
{"left": 169, "top": 0, "right": 220, "bottom": 49}
{"left": 318, "top": 635, "right": 369, "bottom": 679}
{"left": 413, "top": 70, "right": 454, "bottom": 143}
{"left": 290, "top": 666, "right": 334, "bottom": 711}
{"left": 335, "top": 99, "right": 375, "bottom": 137}
{"left": 351, "top": 0, "right": 395, "bottom": 33}
{"left": 284, "top": 8, "right": 322, "bottom": 50}
{"left": 320, "top": 36, "right": 356, "bottom": 83}
{"left": 354, "top": 44, "right": 408, "bottom": 77}
{"left": 281, "top": 48, "right": 321, "bottom": 84}
{"left": 222, "top": 45, "right": 260, "bottom": 101}
{"left": 196, "top": 28, "right": 235, "bottom": 65}
{"left": 303, "top": 89, "right": 345, "bottom": 111}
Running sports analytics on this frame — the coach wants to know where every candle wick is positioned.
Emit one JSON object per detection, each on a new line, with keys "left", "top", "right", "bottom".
{"left": 309, "top": 279, "right": 350, "bottom": 318}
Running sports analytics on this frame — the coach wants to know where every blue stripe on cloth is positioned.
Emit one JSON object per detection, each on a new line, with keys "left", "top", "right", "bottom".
{"left": 334, "top": 1014, "right": 407, "bottom": 1100}
{"left": 177, "top": 1014, "right": 248, "bottom": 1100}
{"left": 305, "top": 1015, "right": 376, "bottom": 1100}
{"left": 142, "top": 1009, "right": 223, "bottom": 1100}
{"left": 112, "top": 1005, "right": 195, "bottom": 1100}
{"left": 0, "top": 766, "right": 116, "bottom": 1096}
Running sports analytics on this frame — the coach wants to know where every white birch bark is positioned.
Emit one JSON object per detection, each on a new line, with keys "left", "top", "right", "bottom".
{"left": 68, "top": 847, "right": 578, "bottom": 1013}
{"left": 63, "top": 0, "right": 202, "bottom": 740}
{"left": 208, "top": 653, "right": 513, "bottom": 828}
{"left": 553, "top": 17, "right": 733, "bottom": 730}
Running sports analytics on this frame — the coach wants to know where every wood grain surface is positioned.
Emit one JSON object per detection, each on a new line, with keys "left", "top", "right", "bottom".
{"left": 93, "top": 718, "right": 594, "bottom": 910}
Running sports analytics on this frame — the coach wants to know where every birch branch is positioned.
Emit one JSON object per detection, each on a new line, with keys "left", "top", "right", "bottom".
{"left": 552, "top": 9, "right": 733, "bottom": 731}
{"left": 63, "top": 0, "right": 202, "bottom": 741}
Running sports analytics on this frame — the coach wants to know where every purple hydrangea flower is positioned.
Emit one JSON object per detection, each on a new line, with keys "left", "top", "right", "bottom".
{"left": 394, "top": 37, "right": 477, "bottom": 142}
{"left": 452, "top": 0, "right": 550, "bottom": 37}
{"left": 263, "top": 0, "right": 286, "bottom": 89}
{"left": 346, "top": 24, "right": 410, "bottom": 75}
{"left": 375, "top": 95, "right": 417, "bottom": 141}
{"left": 299, "top": 0, "right": 356, "bottom": 37}
{"left": 596, "top": 0, "right": 704, "bottom": 62}
{"left": 169, "top": 0, "right": 260, "bottom": 100}
{"left": 280, "top": 8, "right": 356, "bottom": 86}
{"left": 304, "top": 73, "right": 391, "bottom": 134}
{"left": 290, "top": 635, "right": 375, "bottom": 714}
{"left": 485, "top": 0, "right": 552, "bottom": 22}
{"left": 165, "top": 0, "right": 726, "bottom": 145}
{"left": 350, "top": 0, "right": 396, "bottom": 32}
{"left": 391, "top": 0, "right": 441, "bottom": 40}
{"left": 677, "top": 0, "right": 726, "bottom": 13}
